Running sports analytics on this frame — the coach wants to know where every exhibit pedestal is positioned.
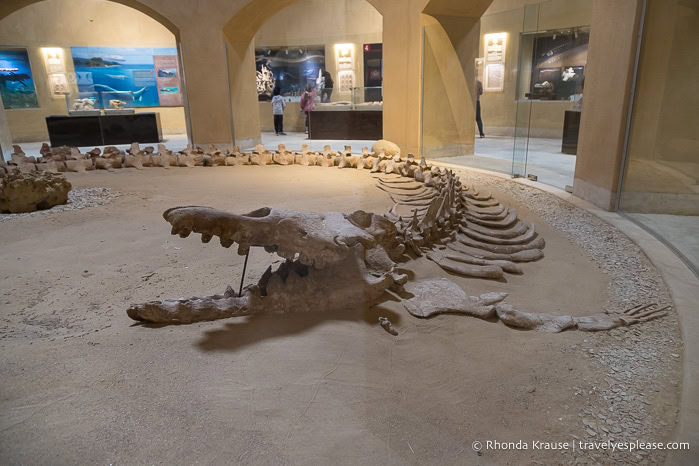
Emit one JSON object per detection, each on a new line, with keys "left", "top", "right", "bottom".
{"left": 309, "top": 109, "right": 382, "bottom": 140}
{"left": 46, "top": 113, "right": 162, "bottom": 147}
{"left": 562, "top": 110, "right": 582, "bottom": 155}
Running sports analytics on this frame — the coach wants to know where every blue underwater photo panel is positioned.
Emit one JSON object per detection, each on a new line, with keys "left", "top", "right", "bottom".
{"left": 0, "top": 48, "right": 39, "bottom": 109}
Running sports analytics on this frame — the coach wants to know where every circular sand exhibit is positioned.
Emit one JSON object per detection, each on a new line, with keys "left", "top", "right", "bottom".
{"left": 0, "top": 161, "right": 682, "bottom": 465}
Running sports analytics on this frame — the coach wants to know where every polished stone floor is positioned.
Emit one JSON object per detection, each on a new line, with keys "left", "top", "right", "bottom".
{"left": 625, "top": 213, "right": 699, "bottom": 277}
{"left": 434, "top": 136, "right": 576, "bottom": 191}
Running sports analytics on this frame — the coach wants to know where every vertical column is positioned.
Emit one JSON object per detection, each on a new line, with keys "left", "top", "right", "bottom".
{"left": 0, "top": 95, "right": 11, "bottom": 160}
{"left": 178, "top": 26, "right": 234, "bottom": 146}
{"left": 572, "top": 0, "right": 643, "bottom": 210}
{"left": 224, "top": 38, "right": 262, "bottom": 148}
{"left": 380, "top": 1, "right": 423, "bottom": 155}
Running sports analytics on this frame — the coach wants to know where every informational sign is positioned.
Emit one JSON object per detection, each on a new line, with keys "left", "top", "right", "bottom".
{"left": 71, "top": 46, "right": 182, "bottom": 107}
{"left": 485, "top": 63, "right": 505, "bottom": 92}
{"left": 334, "top": 44, "right": 355, "bottom": 93}
{"left": 483, "top": 33, "right": 507, "bottom": 92}
{"left": 42, "top": 47, "right": 69, "bottom": 98}
{"left": 485, "top": 34, "right": 506, "bottom": 63}
{"left": 338, "top": 70, "right": 354, "bottom": 92}
{"left": 153, "top": 54, "right": 183, "bottom": 106}
{"left": 0, "top": 47, "right": 39, "bottom": 109}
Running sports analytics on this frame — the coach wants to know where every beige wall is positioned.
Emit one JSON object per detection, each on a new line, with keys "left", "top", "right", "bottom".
{"left": 0, "top": 0, "right": 187, "bottom": 143}
{"left": 478, "top": 0, "right": 591, "bottom": 138}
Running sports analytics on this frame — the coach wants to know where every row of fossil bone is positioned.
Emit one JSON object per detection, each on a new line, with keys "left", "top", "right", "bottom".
{"left": 1, "top": 142, "right": 430, "bottom": 178}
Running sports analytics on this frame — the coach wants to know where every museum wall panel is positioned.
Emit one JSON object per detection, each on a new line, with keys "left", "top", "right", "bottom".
{"left": 0, "top": 0, "right": 187, "bottom": 142}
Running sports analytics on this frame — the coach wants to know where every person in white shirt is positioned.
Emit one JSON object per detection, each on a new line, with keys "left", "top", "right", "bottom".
{"left": 272, "top": 87, "right": 287, "bottom": 136}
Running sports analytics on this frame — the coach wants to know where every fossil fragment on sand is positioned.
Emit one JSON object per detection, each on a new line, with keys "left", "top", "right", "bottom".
{"left": 372, "top": 139, "right": 401, "bottom": 157}
{"left": 378, "top": 317, "right": 398, "bottom": 335}
{"left": 250, "top": 144, "right": 272, "bottom": 166}
{"left": 207, "top": 144, "right": 226, "bottom": 167}
{"left": 494, "top": 303, "right": 670, "bottom": 333}
{"left": 0, "top": 171, "right": 72, "bottom": 213}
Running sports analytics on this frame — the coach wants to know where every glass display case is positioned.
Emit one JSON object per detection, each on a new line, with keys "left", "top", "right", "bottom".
{"left": 101, "top": 90, "right": 136, "bottom": 114}
{"left": 351, "top": 86, "right": 382, "bottom": 110}
{"left": 313, "top": 87, "right": 382, "bottom": 111}
{"left": 66, "top": 91, "right": 101, "bottom": 115}
{"left": 516, "top": 27, "right": 589, "bottom": 102}
{"left": 255, "top": 46, "right": 326, "bottom": 100}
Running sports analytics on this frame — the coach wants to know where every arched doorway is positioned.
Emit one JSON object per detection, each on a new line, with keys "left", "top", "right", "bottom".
{"left": 248, "top": 0, "right": 383, "bottom": 150}
{"left": 0, "top": 0, "right": 190, "bottom": 153}
{"left": 222, "top": 0, "right": 385, "bottom": 150}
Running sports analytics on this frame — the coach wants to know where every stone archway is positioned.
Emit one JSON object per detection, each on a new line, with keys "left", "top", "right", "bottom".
{"left": 0, "top": 0, "right": 179, "bottom": 38}
{"left": 0, "top": 0, "right": 190, "bottom": 147}
{"left": 221, "top": 0, "right": 388, "bottom": 149}
{"left": 220, "top": 0, "right": 495, "bottom": 156}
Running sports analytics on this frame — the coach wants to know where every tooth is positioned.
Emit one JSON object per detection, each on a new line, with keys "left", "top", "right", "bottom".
{"left": 220, "top": 237, "right": 234, "bottom": 248}
{"left": 201, "top": 233, "right": 212, "bottom": 243}
{"left": 238, "top": 243, "right": 250, "bottom": 255}
{"left": 178, "top": 228, "right": 191, "bottom": 238}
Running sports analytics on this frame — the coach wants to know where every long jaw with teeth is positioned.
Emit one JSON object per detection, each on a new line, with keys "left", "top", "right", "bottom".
{"left": 127, "top": 206, "right": 405, "bottom": 323}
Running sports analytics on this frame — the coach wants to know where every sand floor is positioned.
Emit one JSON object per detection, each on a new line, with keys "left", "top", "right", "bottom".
{"left": 0, "top": 166, "right": 681, "bottom": 464}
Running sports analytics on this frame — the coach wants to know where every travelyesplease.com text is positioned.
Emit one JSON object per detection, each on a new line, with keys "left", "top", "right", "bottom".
{"left": 471, "top": 440, "right": 690, "bottom": 453}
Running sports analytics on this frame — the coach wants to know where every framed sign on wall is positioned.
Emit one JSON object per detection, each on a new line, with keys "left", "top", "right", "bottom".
{"left": 41, "top": 47, "right": 69, "bottom": 98}
{"left": 483, "top": 32, "right": 507, "bottom": 92}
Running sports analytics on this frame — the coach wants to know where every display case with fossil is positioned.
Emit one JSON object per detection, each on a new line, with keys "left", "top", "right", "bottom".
{"left": 101, "top": 90, "right": 135, "bottom": 114}
{"left": 66, "top": 91, "right": 101, "bottom": 116}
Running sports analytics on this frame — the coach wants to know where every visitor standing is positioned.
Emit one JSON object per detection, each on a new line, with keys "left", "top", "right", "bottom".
{"left": 476, "top": 79, "right": 485, "bottom": 138}
{"left": 321, "top": 71, "right": 334, "bottom": 103}
{"left": 300, "top": 84, "right": 317, "bottom": 137}
{"left": 272, "top": 87, "right": 287, "bottom": 136}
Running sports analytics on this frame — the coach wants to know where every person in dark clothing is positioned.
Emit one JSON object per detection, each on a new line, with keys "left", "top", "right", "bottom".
{"left": 476, "top": 79, "right": 485, "bottom": 138}
{"left": 321, "top": 71, "right": 334, "bottom": 103}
